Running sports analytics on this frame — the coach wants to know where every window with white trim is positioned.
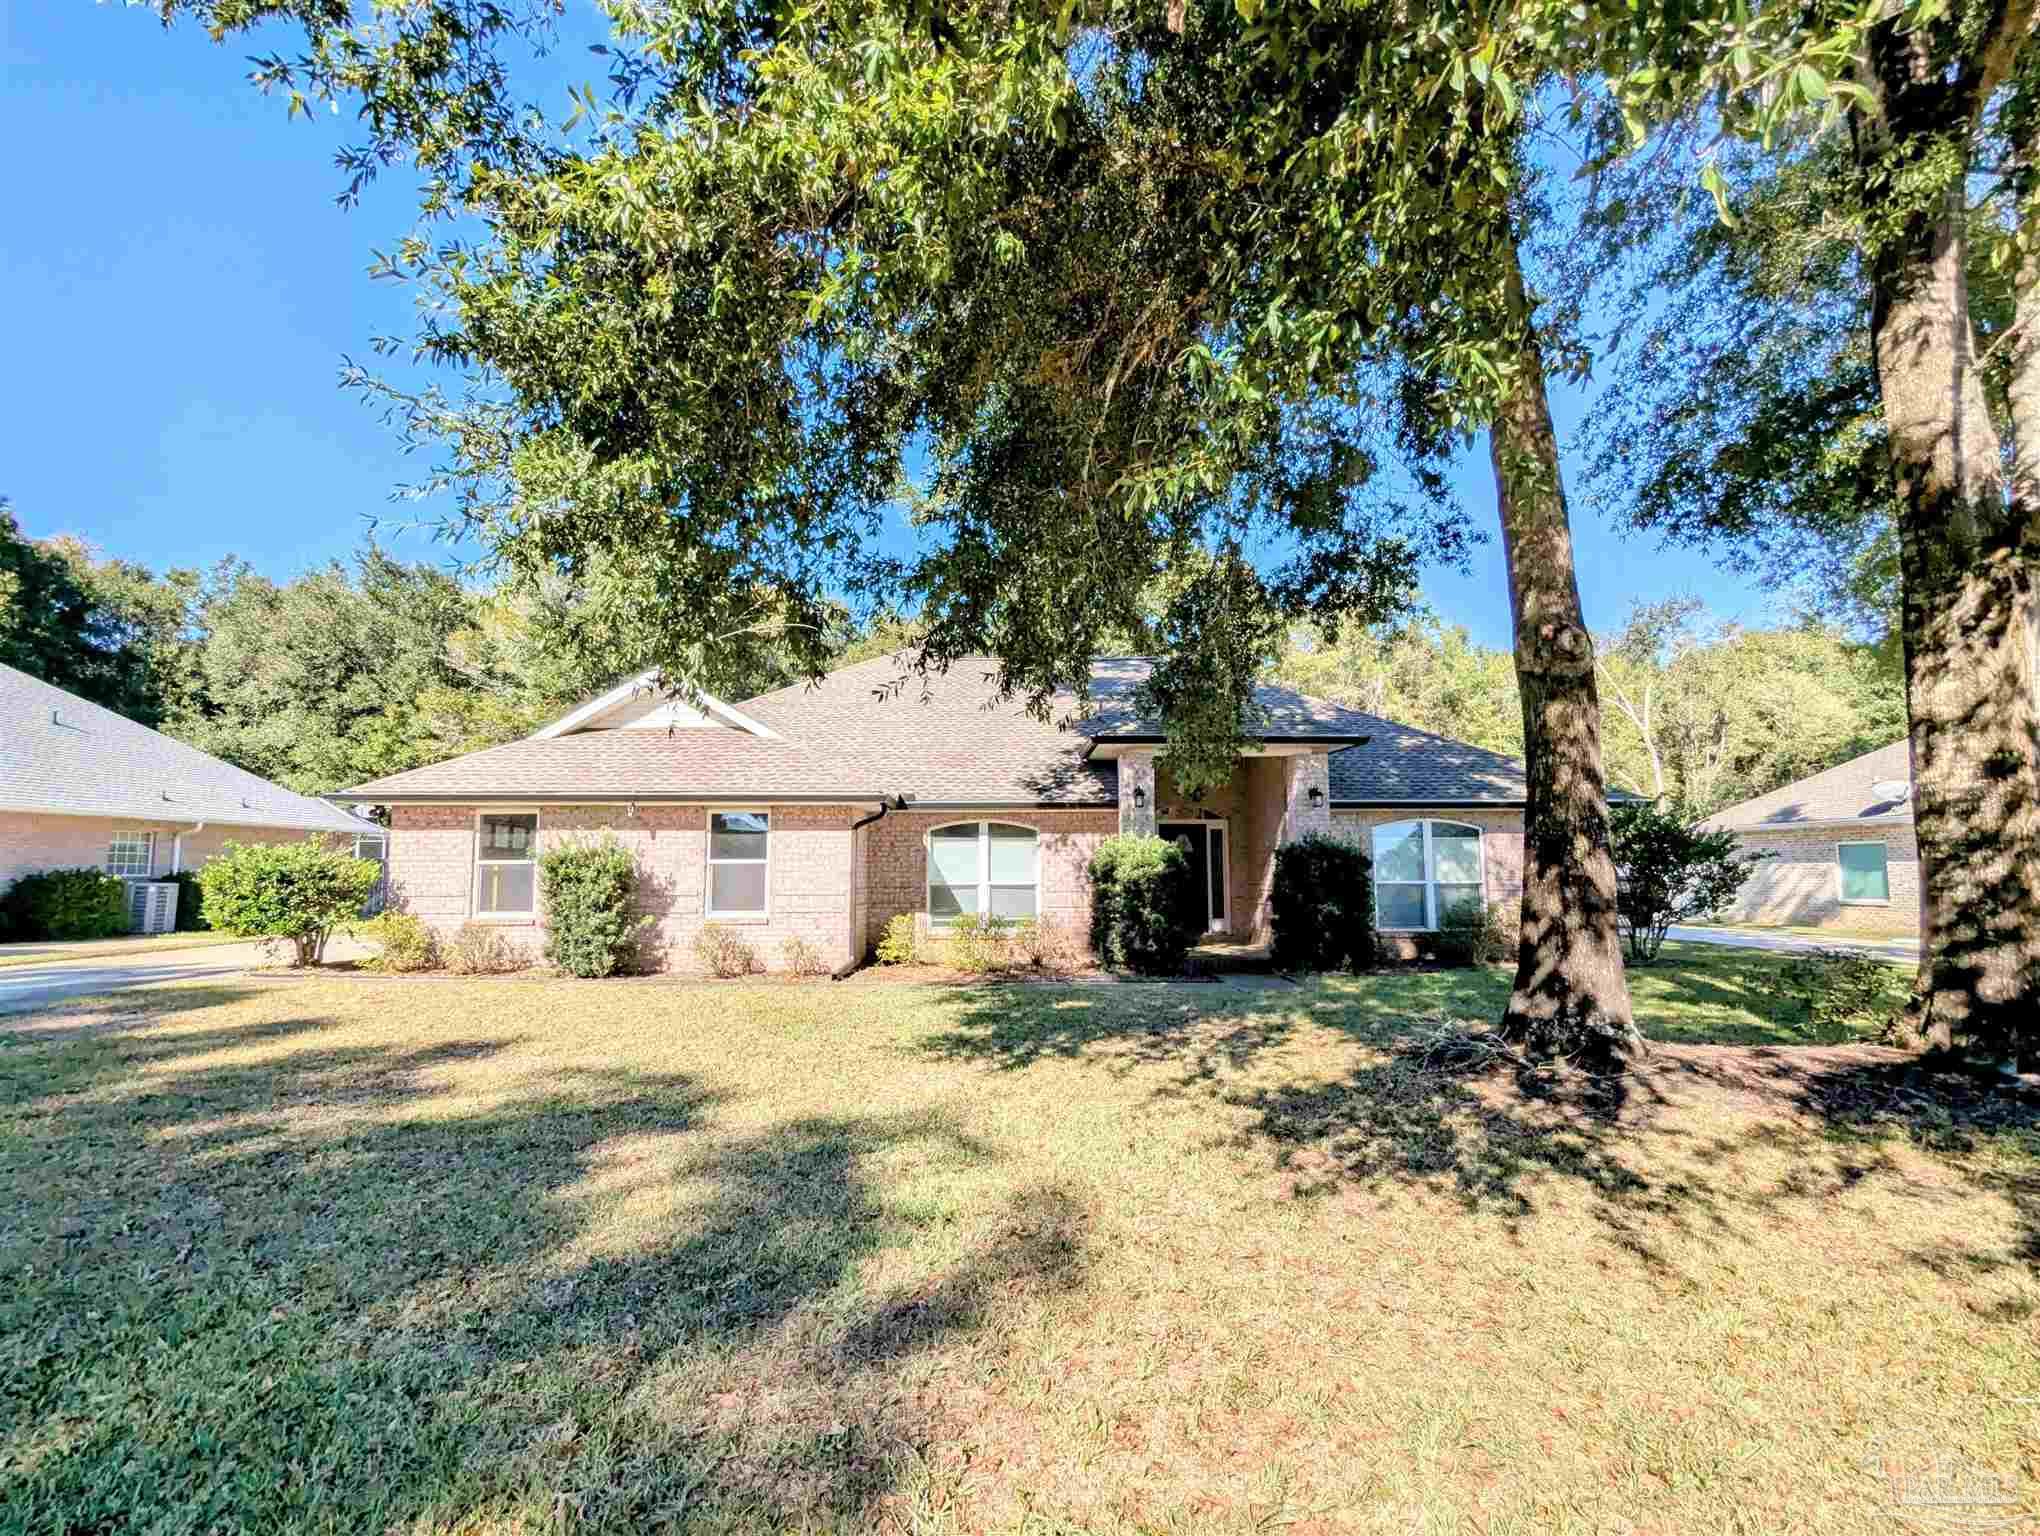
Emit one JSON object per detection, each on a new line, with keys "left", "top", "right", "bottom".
{"left": 1371, "top": 819, "right": 1484, "bottom": 931}
{"left": 474, "top": 813, "right": 537, "bottom": 915}
{"left": 105, "top": 831, "right": 154, "bottom": 878}
{"left": 929, "top": 822, "right": 1039, "bottom": 925}
{"left": 707, "top": 811, "right": 770, "bottom": 917}
{"left": 1837, "top": 841, "right": 1890, "bottom": 904}
{"left": 354, "top": 832, "right": 387, "bottom": 864}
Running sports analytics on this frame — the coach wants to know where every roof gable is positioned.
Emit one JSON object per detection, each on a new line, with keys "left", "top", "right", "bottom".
{"left": 531, "top": 670, "right": 780, "bottom": 739}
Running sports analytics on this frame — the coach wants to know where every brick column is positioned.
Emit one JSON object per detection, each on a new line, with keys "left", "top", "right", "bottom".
{"left": 1281, "top": 752, "right": 1332, "bottom": 841}
{"left": 1118, "top": 748, "right": 1157, "bottom": 836}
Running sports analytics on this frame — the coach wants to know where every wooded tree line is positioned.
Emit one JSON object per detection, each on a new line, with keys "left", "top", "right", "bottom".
{"left": 1278, "top": 601, "right": 1905, "bottom": 817}
{"left": 142, "top": 0, "right": 2039, "bottom": 1066}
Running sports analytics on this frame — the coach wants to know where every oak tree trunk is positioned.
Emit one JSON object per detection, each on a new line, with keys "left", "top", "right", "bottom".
{"left": 1861, "top": 19, "right": 2040, "bottom": 1063}
{"left": 1489, "top": 232, "right": 1642, "bottom": 1066}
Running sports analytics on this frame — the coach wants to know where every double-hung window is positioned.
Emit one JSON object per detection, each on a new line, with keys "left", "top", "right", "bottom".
{"left": 105, "top": 831, "right": 154, "bottom": 878}
{"left": 929, "top": 822, "right": 1039, "bottom": 925}
{"left": 1837, "top": 841, "right": 1890, "bottom": 904}
{"left": 475, "top": 813, "right": 537, "bottom": 916}
{"left": 1371, "top": 819, "right": 1484, "bottom": 931}
{"left": 707, "top": 812, "right": 770, "bottom": 917}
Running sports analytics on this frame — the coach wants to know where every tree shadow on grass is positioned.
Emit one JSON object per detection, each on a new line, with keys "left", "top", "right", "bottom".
{"left": 923, "top": 971, "right": 2037, "bottom": 1285}
{"left": 1, "top": 1002, "right": 1088, "bottom": 1532}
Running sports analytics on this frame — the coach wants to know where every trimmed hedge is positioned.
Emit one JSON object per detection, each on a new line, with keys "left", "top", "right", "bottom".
{"left": 1270, "top": 833, "right": 1374, "bottom": 971}
{"left": 1087, "top": 833, "right": 1204, "bottom": 974}
{"left": 0, "top": 868, "right": 131, "bottom": 942}
{"left": 537, "top": 836, "right": 649, "bottom": 978}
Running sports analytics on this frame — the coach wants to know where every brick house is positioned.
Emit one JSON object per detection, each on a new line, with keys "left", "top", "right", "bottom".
{"left": 1700, "top": 741, "right": 1922, "bottom": 938}
{"left": 0, "top": 663, "right": 372, "bottom": 911}
{"left": 333, "top": 655, "right": 1544, "bottom": 972}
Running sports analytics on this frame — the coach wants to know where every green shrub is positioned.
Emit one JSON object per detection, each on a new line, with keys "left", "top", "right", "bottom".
{"left": 694, "top": 922, "right": 757, "bottom": 978}
{"left": 1610, "top": 801, "right": 1767, "bottom": 964}
{"left": 537, "top": 836, "right": 649, "bottom": 978}
{"left": 196, "top": 838, "right": 382, "bottom": 966}
{"left": 1087, "top": 834, "right": 1203, "bottom": 975}
{"left": 165, "top": 869, "right": 211, "bottom": 931}
{"left": 1435, "top": 898, "right": 1511, "bottom": 967}
{"left": 1269, "top": 833, "right": 1374, "bottom": 972}
{"left": 0, "top": 868, "right": 132, "bottom": 942}
{"left": 443, "top": 921, "right": 526, "bottom": 975}
{"left": 948, "top": 913, "right": 1017, "bottom": 973}
{"left": 354, "top": 911, "right": 438, "bottom": 973}
{"left": 1777, "top": 949, "right": 1908, "bottom": 1041}
{"left": 782, "top": 935, "right": 831, "bottom": 977}
{"left": 875, "top": 913, "right": 922, "bottom": 965}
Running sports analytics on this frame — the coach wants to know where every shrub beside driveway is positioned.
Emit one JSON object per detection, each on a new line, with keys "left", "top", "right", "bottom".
{"left": 2, "top": 955, "right": 2032, "bottom": 1533}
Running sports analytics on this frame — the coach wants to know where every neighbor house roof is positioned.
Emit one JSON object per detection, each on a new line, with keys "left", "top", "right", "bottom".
{"left": 1701, "top": 741, "right": 1913, "bottom": 833}
{"left": 333, "top": 652, "right": 1546, "bottom": 809}
{"left": 0, "top": 663, "right": 365, "bottom": 834}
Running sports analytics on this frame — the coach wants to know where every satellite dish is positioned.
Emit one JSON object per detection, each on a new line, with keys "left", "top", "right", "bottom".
{"left": 1870, "top": 779, "right": 1911, "bottom": 803}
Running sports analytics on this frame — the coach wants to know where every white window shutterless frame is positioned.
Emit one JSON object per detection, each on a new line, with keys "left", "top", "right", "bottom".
{"left": 474, "top": 812, "right": 538, "bottom": 916}
{"left": 707, "top": 811, "right": 770, "bottom": 917}
{"left": 1370, "top": 819, "right": 1485, "bottom": 931}
{"left": 928, "top": 822, "right": 1039, "bottom": 925}
{"left": 105, "top": 831, "right": 155, "bottom": 877}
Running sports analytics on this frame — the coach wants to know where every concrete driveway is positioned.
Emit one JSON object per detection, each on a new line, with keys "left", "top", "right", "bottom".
{"left": 0, "top": 937, "right": 369, "bottom": 1015}
{"left": 1666, "top": 925, "right": 1919, "bottom": 964}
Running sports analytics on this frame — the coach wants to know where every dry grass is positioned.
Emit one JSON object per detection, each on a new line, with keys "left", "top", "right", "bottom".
{"left": 0, "top": 931, "right": 250, "bottom": 969}
{"left": 1, "top": 952, "right": 2034, "bottom": 1534}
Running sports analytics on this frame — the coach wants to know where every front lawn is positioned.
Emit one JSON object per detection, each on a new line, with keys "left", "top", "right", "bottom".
{"left": 1, "top": 953, "right": 2033, "bottom": 1533}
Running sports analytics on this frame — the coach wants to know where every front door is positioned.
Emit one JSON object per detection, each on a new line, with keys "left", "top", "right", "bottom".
{"left": 1160, "top": 822, "right": 1227, "bottom": 932}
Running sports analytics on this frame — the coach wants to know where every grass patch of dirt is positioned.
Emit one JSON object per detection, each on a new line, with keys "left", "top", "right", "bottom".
{"left": 1, "top": 949, "right": 2033, "bottom": 1533}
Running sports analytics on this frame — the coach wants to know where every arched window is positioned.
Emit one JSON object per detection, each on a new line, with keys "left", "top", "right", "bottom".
{"left": 929, "top": 822, "right": 1039, "bottom": 925}
{"left": 1371, "top": 820, "right": 1484, "bottom": 931}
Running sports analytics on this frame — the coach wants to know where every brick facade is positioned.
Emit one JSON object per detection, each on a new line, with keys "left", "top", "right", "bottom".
{"left": 385, "top": 803, "right": 869, "bottom": 973}
{"left": 861, "top": 808, "right": 1119, "bottom": 953}
{"left": 1, "top": 811, "right": 324, "bottom": 889}
{"left": 1332, "top": 807, "right": 1527, "bottom": 959}
{"left": 1714, "top": 824, "right": 1923, "bottom": 936}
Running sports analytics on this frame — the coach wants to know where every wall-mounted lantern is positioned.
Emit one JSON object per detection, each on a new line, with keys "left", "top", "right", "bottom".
{"left": 1307, "top": 785, "right": 1325, "bottom": 809}
{"left": 1132, "top": 784, "right": 1147, "bottom": 810}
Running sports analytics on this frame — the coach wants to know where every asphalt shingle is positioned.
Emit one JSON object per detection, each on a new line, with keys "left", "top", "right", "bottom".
{"left": 1701, "top": 741, "right": 1914, "bottom": 831}
{"left": 336, "top": 652, "right": 1543, "bottom": 808}
{"left": 0, "top": 663, "right": 365, "bottom": 833}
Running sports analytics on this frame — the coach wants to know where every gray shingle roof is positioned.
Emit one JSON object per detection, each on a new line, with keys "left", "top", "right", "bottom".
{"left": 1326, "top": 718, "right": 1532, "bottom": 804}
{"left": 1079, "top": 656, "right": 1383, "bottom": 738}
{"left": 0, "top": 663, "right": 365, "bottom": 833}
{"left": 1702, "top": 741, "right": 1913, "bottom": 832}
{"left": 337, "top": 655, "right": 1115, "bottom": 805}
{"left": 335, "top": 652, "right": 1542, "bottom": 808}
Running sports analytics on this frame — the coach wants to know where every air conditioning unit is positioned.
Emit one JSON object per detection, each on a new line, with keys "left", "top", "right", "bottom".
{"left": 126, "top": 879, "right": 179, "bottom": 935}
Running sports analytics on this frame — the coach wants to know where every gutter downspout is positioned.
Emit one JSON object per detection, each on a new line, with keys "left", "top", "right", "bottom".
{"left": 172, "top": 821, "right": 206, "bottom": 874}
{"left": 839, "top": 797, "right": 900, "bottom": 979}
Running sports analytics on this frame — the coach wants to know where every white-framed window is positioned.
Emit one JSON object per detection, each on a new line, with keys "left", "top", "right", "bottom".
{"left": 474, "top": 812, "right": 538, "bottom": 916}
{"left": 929, "top": 821, "right": 1039, "bottom": 925}
{"left": 1837, "top": 841, "right": 1891, "bottom": 904}
{"left": 707, "top": 811, "right": 770, "bottom": 917}
{"left": 105, "top": 831, "right": 154, "bottom": 878}
{"left": 1371, "top": 819, "right": 1484, "bottom": 931}
{"left": 354, "top": 832, "right": 387, "bottom": 864}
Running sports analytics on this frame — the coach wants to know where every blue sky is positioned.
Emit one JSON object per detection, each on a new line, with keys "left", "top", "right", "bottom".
{"left": 3, "top": 2, "right": 1779, "bottom": 650}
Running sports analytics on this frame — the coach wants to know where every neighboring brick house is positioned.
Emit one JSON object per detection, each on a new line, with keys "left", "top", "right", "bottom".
{"left": 1700, "top": 741, "right": 1923, "bottom": 938}
{"left": 334, "top": 655, "right": 1551, "bottom": 972}
{"left": 0, "top": 663, "right": 371, "bottom": 918}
